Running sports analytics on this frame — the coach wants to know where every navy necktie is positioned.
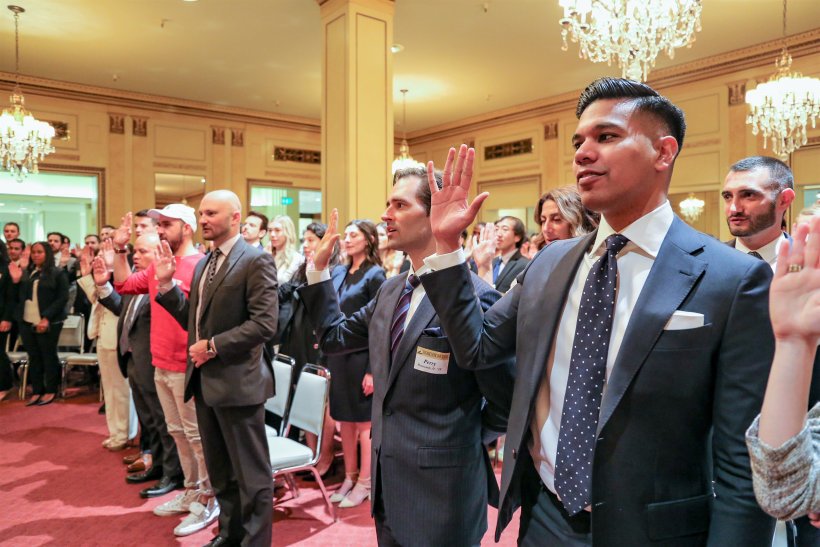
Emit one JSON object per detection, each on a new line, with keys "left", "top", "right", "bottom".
{"left": 492, "top": 257, "right": 501, "bottom": 283}
{"left": 554, "top": 233, "right": 629, "bottom": 516}
{"left": 747, "top": 250, "right": 763, "bottom": 260}
{"left": 389, "top": 274, "right": 420, "bottom": 356}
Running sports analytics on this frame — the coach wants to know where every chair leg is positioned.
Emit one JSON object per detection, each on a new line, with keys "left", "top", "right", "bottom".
{"left": 309, "top": 467, "right": 337, "bottom": 522}
{"left": 61, "top": 363, "right": 68, "bottom": 399}
{"left": 284, "top": 472, "right": 299, "bottom": 498}
{"left": 19, "top": 362, "right": 28, "bottom": 401}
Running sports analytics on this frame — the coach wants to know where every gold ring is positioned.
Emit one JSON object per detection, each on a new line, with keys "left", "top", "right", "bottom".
{"left": 788, "top": 264, "right": 803, "bottom": 273}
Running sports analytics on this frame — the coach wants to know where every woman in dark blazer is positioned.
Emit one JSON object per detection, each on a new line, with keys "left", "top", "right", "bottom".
{"left": 12, "top": 241, "right": 68, "bottom": 406}
{"left": 327, "top": 219, "right": 385, "bottom": 508}
{"left": 0, "top": 241, "right": 16, "bottom": 402}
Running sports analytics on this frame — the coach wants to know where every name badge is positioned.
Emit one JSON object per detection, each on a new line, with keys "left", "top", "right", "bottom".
{"left": 414, "top": 346, "right": 450, "bottom": 375}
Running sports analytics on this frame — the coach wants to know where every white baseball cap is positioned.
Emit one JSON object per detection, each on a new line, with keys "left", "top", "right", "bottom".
{"left": 147, "top": 204, "right": 197, "bottom": 233}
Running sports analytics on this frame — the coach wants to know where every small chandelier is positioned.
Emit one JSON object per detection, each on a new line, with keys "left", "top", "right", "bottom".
{"left": 558, "top": 0, "right": 703, "bottom": 82}
{"left": 745, "top": 0, "right": 820, "bottom": 159}
{"left": 679, "top": 193, "right": 705, "bottom": 223}
{"left": 392, "top": 89, "right": 422, "bottom": 174}
{"left": 0, "top": 6, "right": 55, "bottom": 182}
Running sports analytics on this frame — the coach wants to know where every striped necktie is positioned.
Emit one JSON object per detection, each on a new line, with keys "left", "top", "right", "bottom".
{"left": 389, "top": 273, "right": 420, "bottom": 356}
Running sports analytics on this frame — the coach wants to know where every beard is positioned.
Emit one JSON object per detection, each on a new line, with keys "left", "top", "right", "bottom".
{"left": 728, "top": 203, "right": 777, "bottom": 238}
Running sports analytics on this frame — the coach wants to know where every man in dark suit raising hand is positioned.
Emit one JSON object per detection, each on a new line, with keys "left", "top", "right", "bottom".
{"left": 155, "top": 189, "right": 278, "bottom": 547}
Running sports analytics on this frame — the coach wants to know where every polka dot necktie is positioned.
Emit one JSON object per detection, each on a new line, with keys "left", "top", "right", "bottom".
{"left": 554, "top": 233, "right": 629, "bottom": 516}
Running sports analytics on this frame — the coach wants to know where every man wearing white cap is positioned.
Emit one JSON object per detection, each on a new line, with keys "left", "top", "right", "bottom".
{"left": 112, "top": 204, "right": 218, "bottom": 538}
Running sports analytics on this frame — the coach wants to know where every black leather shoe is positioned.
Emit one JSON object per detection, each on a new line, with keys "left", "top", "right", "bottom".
{"left": 139, "top": 476, "right": 183, "bottom": 498}
{"left": 25, "top": 396, "right": 41, "bottom": 407}
{"left": 125, "top": 466, "right": 163, "bottom": 484}
{"left": 203, "top": 537, "right": 236, "bottom": 547}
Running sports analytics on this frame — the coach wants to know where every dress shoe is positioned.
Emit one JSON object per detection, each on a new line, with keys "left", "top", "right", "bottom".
{"left": 0, "top": 390, "right": 10, "bottom": 402}
{"left": 126, "top": 466, "right": 163, "bottom": 484}
{"left": 127, "top": 459, "right": 146, "bottom": 473}
{"left": 139, "top": 476, "right": 184, "bottom": 498}
{"left": 36, "top": 394, "right": 56, "bottom": 406}
{"left": 122, "top": 453, "right": 141, "bottom": 465}
{"left": 202, "top": 536, "right": 236, "bottom": 547}
{"left": 98, "top": 403, "right": 105, "bottom": 415}
{"left": 106, "top": 441, "right": 128, "bottom": 452}
{"left": 25, "top": 395, "right": 41, "bottom": 407}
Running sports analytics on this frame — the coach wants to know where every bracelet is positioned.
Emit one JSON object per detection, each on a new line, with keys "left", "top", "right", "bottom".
{"left": 115, "top": 248, "right": 129, "bottom": 254}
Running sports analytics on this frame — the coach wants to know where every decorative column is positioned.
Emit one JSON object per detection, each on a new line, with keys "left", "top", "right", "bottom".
{"left": 318, "top": 0, "right": 394, "bottom": 224}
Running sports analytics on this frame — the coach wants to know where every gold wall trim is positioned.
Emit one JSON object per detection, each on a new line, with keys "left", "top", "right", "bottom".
{"left": 109, "top": 113, "right": 125, "bottom": 135}
{"left": 0, "top": 73, "right": 321, "bottom": 134}
{"left": 50, "top": 153, "right": 81, "bottom": 161}
{"left": 153, "top": 161, "right": 207, "bottom": 171}
{"left": 727, "top": 81, "right": 747, "bottom": 106}
{"left": 133, "top": 116, "right": 148, "bottom": 137}
{"left": 212, "top": 127, "right": 226, "bottom": 145}
{"left": 264, "top": 170, "right": 320, "bottom": 180}
{"left": 408, "top": 30, "right": 820, "bottom": 146}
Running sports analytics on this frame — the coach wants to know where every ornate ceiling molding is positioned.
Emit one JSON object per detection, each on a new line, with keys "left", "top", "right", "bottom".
{"left": 0, "top": 72, "right": 321, "bottom": 134}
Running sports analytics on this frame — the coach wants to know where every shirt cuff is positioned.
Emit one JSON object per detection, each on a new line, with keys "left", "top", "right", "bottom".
{"left": 423, "top": 248, "right": 465, "bottom": 272}
{"left": 157, "top": 279, "right": 177, "bottom": 295}
{"left": 96, "top": 282, "right": 113, "bottom": 298}
{"left": 306, "top": 268, "right": 331, "bottom": 285}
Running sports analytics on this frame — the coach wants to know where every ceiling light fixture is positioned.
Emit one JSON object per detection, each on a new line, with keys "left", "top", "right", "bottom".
{"left": 679, "top": 193, "right": 705, "bottom": 223}
{"left": 558, "top": 0, "right": 703, "bottom": 82}
{"left": 0, "top": 5, "right": 55, "bottom": 182}
{"left": 390, "top": 44, "right": 404, "bottom": 54}
{"left": 392, "top": 89, "right": 421, "bottom": 174}
{"left": 745, "top": 0, "right": 820, "bottom": 159}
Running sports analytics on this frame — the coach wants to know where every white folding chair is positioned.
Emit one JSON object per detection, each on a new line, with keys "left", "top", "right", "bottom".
{"left": 59, "top": 315, "right": 101, "bottom": 400}
{"left": 268, "top": 363, "right": 336, "bottom": 521}
{"left": 264, "top": 353, "right": 296, "bottom": 439}
{"left": 7, "top": 334, "right": 28, "bottom": 400}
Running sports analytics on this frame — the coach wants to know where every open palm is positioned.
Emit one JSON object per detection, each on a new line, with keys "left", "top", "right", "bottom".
{"left": 313, "top": 208, "right": 341, "bottom": 271}
{"left": 428, "top": 145, "right": 488, "bottom": 253}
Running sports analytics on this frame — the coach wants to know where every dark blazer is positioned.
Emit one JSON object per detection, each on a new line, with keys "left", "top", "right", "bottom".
{"left": 423, "top": 217, "right": 776, "bottom": 546}
{"left": 99, "top": 290, "right": 152, "bottom": 379}
{"left": 300, "top": 271, "right": 514, "bottom": 547}
{"left": 157, "top": 239, "right": 278, "bottom": 407}
{"left": 493, "top": 249, "right": 528, "bottom": 293}
{"left": 14, "top": 267, "right": 69, "bottom": 324}
{"left": 0, "top": 263, "right": 16, "bottom": 323}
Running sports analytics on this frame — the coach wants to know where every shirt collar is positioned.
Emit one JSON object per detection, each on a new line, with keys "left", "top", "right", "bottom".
{"left": 590, "top": 200, "right": 674, "bottom": 259}
{"left": 500, "top": 248, "right": 517, "bottom": 264}
{"left": 215, "top": 233, "right": 242, "bottom": 257}
{"left": 735, "top": 232, "right": 786, "bottom": 266}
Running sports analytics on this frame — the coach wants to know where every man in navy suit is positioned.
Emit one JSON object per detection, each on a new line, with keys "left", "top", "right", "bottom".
{"left": 420, "top": 78, "right": 776, "bottom": 546}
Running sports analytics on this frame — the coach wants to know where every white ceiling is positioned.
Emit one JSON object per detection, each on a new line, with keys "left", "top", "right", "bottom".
{"left": 0, "top": 0, "right": 818, "bottom": 132}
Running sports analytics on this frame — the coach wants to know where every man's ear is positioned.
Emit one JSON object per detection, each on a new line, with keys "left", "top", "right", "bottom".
{"left": 655, "top": 135, "right": 679, "bottom": 173}
{"left": 778, "top": 187, "right": 796, "bottom": 210}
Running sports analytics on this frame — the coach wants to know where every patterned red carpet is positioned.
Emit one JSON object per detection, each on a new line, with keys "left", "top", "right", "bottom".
{"left": 0, "top": 393, "right": 519, "bottom": 546}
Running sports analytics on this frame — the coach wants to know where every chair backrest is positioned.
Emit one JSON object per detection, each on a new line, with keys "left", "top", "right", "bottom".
{"left": 264, "top": 353, "right": 296, "bottom": 423}
{"left": 285, "top": 364, "right": 330, "bottom": 439}
{"left": 58, "top": 314, "right": 85, "bottom": 352}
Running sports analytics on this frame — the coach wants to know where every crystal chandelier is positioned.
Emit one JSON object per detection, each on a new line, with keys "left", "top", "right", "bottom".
{"left": 745, "top": 0, "right": 820, "bottom": 159}
{"left": 392, "top": 89, "right": 422, "bottom": 174}
{"left": 679, "top": 193, "right": 704, "bottom": 223}
{"left": 0, "top": 6, "right": 55, "bottom": 182}
{"left": 558, "top": 0, "right": 703, "bottom": 82}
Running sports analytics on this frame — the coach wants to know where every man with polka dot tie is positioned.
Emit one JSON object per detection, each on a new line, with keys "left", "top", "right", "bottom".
{"left": 422, "top": 78, "right": 776, "bottom": 546}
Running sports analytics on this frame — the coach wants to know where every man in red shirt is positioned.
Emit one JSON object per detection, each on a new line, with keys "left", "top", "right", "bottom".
{"left": 113, "top": 204, "right": 217, "bottom": 538}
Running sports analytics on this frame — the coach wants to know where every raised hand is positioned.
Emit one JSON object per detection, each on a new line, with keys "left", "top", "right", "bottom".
{"left": 79, "top": 245, "right": 95, "bottom": 277}
{"left": 91, "top": 256, "right": 109, "bottom": 286}
{"left": 472, "top": 222, "right": 498, "bottom": 273}
{"left": 428, "top": 145, "right": 489, "bottom": 254}
{"left": 770, "top": 217, "right": 820, "bottom": 345}
{"left": 154, "top": 240, "right": 177, "bottom": 285}
{"left": 18, "top": 246, "right": 29, "bottom": 271}
{"left": 101, "top": 239, "right": 116, "bottom": 271}
{"left": 113, "top": 212, "right": 133, "bottom": 248}
{"left": 59, "top": 245, "right": 71, "bottom": 267}
{"left": 312, "top": 208, "right": 341, "bottom": 271}
{"left": 8, "top": 261, "right": 22, "bottom": 283}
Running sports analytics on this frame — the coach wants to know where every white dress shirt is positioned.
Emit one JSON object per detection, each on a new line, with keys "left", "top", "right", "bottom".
{"left": 307, "top": 264, "right": 429, "bottom": 329}
{"left": 196, "top": 233, "right": 241, "bottom": 341}
{"left": 735, "top": 232, "right": 786, "bottom": 272}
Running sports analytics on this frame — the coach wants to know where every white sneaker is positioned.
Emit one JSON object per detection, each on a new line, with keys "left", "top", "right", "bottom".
{"left": 153, "top": 488, "right": 199, "bottom": 516}
{"left": 174, "top": 497, "right": 220, "bottom": 537}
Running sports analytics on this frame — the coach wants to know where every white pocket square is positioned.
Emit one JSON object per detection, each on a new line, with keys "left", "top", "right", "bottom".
{"left": 664, "top": 310, "right": 704, "bottom": 331}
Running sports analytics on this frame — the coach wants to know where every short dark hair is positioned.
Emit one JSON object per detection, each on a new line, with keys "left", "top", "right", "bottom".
{"left": 102, "top": 224, "right": 116, "bottom": 231}
{"left": 729, "top": 156, "right": 794, "bottom": 194}
{"left": 134, "top": 210, "right": 158, "bottom": 225}
{"left": 577, "top": 77, "right": 687, "bottom": 155}
{"left": 4, "top": 221, "right": 19, "bottom": 231}
{"left": 8, "top": 237, "right": 24, "bottom": 248}
{"left": 246, "top": 210, "right": 269, "bottom": 233}
{"left": 496, "top": 216, "right": 526, "bottom": 249}
{"left": 392, "top": 166, "right": 443, "bottom": 216}
{"left": 62, "top": 234, "right": 71, "bottom": 245}
{"left": 47, "top": 231, "right": 63, "bottom": 240}
{"left": 85, "top": 234, "right": 100, "bottom": 243}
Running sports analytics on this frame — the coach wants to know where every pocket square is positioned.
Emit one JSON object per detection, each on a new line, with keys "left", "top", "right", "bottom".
{"left": 664, "top": 310, "right": 704, "bottom": 331}
{"left": 422, "top": 327, "right": 444, "bottom": 337}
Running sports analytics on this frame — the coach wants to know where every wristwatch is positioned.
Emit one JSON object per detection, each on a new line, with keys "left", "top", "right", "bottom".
{"left": 205, "top": 338, "right": 217, "bottom": 359}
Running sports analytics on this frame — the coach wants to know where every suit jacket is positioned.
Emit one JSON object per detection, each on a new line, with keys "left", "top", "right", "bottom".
{"left": 14, "top": 267, "right": 68, "bottom": 324}
{"left": 77, "top": 275, "right": 119, "bottom": 350}
{"left": 300, "top": 271, "right": 514, "bottom": 547}
{"left": 0, "top": 263, "right": 16, "bottom": 323}
{"left": 493, "top": 249, "right": 528, "bottom": 293}
{"left": 423, "top": 217, "right": 776, "bottom": 546}
{"left": 99, "top": 289, "right": 152, "bottom": 379}
{"left": 156, "top": 238, "right": 278, "bottom": 407}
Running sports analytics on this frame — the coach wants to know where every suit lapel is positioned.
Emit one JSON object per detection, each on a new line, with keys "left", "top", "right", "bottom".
{"left": 494, "top": 251, "right": 520, "bottom": 290}
{"left": 331, "top": 265, "right": 349, "bottom": 295}
{"left": 597, "top": 218, "right": 707, "bottom": 435}
{"left": 386, "top": 295, "right": 436, "bottom": 392}
{"left": 200, "top": 241, "right": 247, "bottom": 319}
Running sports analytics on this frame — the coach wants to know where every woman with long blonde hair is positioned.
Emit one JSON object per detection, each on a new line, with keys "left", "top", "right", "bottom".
{"left": 267, "top": 215, "right": 304, "bottom": 284}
